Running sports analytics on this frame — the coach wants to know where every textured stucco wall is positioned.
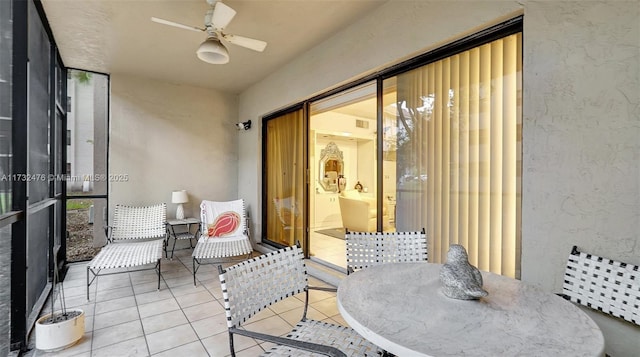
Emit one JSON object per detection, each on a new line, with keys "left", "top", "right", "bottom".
{"left": 109, "top": 75, "right": 239, "bottom": 237}
{"left": 238, "top": 1, "right": 640, "bottom": 355}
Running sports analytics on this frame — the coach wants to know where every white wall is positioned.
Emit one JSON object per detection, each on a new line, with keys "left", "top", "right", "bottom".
{"left": 238, "top": 1, "right": 640, "bottom": 355}
{"left": 109, "top": 74, "right": 239, "bottom": 232}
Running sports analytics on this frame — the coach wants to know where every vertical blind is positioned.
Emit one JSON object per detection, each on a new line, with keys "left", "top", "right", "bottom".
{"left": 394, "top": 33, "right": 522, "bottom": 277}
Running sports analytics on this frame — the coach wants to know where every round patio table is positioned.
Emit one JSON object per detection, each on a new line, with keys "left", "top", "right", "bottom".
{"left": 337, "top": 262, "right": 604, "bottom": 357}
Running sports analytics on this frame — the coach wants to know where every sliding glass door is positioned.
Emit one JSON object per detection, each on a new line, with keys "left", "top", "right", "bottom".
{"left": 261, "top": 18, "right": 522, "bottom": 277}
{"left": 383, "top": 33, "right": 522, "bottom": 277}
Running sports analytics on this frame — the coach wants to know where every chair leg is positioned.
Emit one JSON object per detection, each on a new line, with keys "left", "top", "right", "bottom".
{"left": 192, "top": 258, "right": 198, "bottom": 286}
{"left": 86, "top": 266, "right": 99, "bottom": 301}
{"left": 228, "top": 331, "right": 236, "bottom": 357}
{"left": 171, "top": 238, "right": 177, "bottom": 259}
{"left": 157, "top": 259, "right": 161, "bottom": 291}
{"left": 86, "top": 266, "right": 90, "bottom": 301}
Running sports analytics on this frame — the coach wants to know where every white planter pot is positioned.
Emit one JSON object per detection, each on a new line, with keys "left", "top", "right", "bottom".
{"left": 35, "top": 309, "right": 85, "bottom": 352}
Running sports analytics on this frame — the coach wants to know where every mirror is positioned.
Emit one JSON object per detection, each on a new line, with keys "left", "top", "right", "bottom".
{"left": 318, "top": 141, "right": 344, "bottom": 192}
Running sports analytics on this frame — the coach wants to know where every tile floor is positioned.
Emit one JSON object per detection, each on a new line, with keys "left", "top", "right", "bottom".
{"left": 26, "top": 247, "right": 348, "bottom": 357}
{"left": 309, "top": 231, "right": 346, "bottom": 269}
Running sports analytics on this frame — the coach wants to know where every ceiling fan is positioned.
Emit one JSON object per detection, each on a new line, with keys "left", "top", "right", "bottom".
{"left": 151, "top": 0, "right": 267, "bottom": 64}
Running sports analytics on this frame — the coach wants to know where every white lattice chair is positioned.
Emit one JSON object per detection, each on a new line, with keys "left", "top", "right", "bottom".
{"left": 218, "top": 243, "right": 384, "bottom": 357}
{"left": 191, "top": 199, "right": 253, "bottom": 285}
{"left": 86, "top": 203, "right": 166, "bottom": 300}
{"left": 561, "top": 245, "right": 639, "bottom": 327}
{"left": 345, "top": 228, "right": 428, "bottom": 275}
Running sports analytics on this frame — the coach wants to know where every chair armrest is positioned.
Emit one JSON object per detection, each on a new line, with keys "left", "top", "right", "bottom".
{"left": 308, "top": 286, "right": 337, "bottom": 293}
{"left": 230, "top": 328, "right": 346, "bottom": 357}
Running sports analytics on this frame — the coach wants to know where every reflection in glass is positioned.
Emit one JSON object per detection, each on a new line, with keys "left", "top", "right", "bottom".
{"left": 0, "top": 0, "right": 11, "bottom": 215}
{"left": 318, "top": 142, "right": 344, "bottom": 193}
{"left": 66, "top": 70, "right": 109, "bottom": 196}
{"left": 0, "top": 224, "right": 11, "bottom": 356}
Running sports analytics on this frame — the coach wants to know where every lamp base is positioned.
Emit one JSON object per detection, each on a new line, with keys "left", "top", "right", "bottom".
{"left": 176, "top": 204, "right": 185, "bottom": 220}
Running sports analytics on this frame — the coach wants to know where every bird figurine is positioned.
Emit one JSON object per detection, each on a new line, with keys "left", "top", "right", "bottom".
{"left": 439, "top": 244, "right": 488, "bottom": 300}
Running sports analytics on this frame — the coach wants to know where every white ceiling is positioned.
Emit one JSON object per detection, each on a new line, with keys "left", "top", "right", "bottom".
{"left": 41, "top": 0, "right": 388, "bottom": 94}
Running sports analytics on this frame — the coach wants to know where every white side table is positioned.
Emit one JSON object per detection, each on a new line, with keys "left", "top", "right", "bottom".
{"left": 165, "top": 218, "right": 200, "bottom": 259}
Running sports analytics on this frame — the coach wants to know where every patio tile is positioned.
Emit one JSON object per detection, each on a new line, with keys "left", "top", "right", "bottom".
{"left": 169, "top": 282, "right": 208, "bottom": 297}
{"left": 163, "top": 276, "right": 194, "bottom": 289}
{"left": 137, "top": 298, "right": 180, "bottom": 319}
{"left": 95, "top": 275, "right": 132, "bottom": 290}
{"left": 95, "top": 285, "right": 134, "bottom": 302}
{"left": 93, "top": 306, "right": 139, "bottom": 330}
{"left": 61, "top": 283, "right": 92, "bottom": 298}
{"left": 151, "top": 341, "right": 208, "bottom": 357}
{"left": 132, "top": 280, "right": 168, "bottom": 295}
{"left": 129, "top": 270, "right": 161, "bottom": 285}
{"left": 234, "top": 344, "right": 267, "bottom": 357}
{"left": 92, "top": 320, "right": 144, "bottom": 350}
{"left": 175, "top": 290, "right": 215, "bottom": 309}
{"left": 145, "top": 323, "right": 198, "bottom": 355}
{"left": 94, "top": 296, "right": 137, "bottom": 315}
{"left": 91, "top": 336, "right": 149, "bottom": 357}
{"left": 141, "top": 309, "right": 188, "bottom": 335}
{"left": 201, "top": 331, "right": 257, "bottom": 356}
{"left": 27, "top": 258, "right": 343, "bottom": 357}
{"left": 134, "top": 289, "right": 173, "bottom": 306}
{"left": 244, "top": 315, "right": 292, "bottom": 337}
{"left": 309, "top": 296, "right": 340, "bottom": 317}
{"left": 182, "top": 300, "right": 225, "bottom": 322}
{"left": 190, "top": 313, "right": 228, "bottom": 339}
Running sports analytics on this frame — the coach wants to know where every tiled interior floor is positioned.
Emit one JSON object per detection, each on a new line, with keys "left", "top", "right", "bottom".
{"left": 309, "top": 231, "right": 346, "bottom": 269}
{"left": 26, "top": 248, "right": 348, "bottom": 357}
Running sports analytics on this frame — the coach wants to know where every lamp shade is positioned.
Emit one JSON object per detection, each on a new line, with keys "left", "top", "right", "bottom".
{"left": 171, "top": 190, "right": 189, "bottom": 204}
{"left": 197, "top": 37, "right": 229, "bottom": 64}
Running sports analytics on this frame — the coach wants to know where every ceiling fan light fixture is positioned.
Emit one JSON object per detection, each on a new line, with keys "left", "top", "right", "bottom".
{"left": 197, "top": 37, "right": 229, "bottom": 64}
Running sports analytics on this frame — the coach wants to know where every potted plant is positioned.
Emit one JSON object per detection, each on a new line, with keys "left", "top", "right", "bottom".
{"left": 35, "top": 246, "right": 85, "bottom": 352}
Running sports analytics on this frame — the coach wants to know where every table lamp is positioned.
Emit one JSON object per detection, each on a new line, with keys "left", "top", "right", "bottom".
{"left": 171, "top": 190, "right": 188, "bottom": 219}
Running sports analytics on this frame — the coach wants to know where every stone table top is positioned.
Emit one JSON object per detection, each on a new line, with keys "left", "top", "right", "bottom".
{"left": 337, "top": 262, "right": 604, "bottom": 357}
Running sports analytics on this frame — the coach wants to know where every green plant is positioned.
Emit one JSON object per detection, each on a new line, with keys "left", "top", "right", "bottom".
{"left": 72, "top": 70, "right": 92, "bottom": 85}
{"left": 66, "top": 200, "right": 92, "bottom": 210}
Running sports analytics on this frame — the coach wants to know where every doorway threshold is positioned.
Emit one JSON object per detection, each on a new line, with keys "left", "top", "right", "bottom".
{"left": 307, "top": 257, "right": 347, "bottom": 287}
{"left": 255, "top": 243, "right": 346, "bottom": 287}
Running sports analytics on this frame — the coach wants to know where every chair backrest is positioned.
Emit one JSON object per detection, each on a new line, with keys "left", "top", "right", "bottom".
{"left": 219, "top": 244, "right": 307, "bottom": 328}
{"left": 562, "top": 246, "right": 639, "bottom": 326}
{"left": 273, "top": 197, "right": 300, "bottom": 228}
{"left": 346, "top": 229, "right": 427, "bottom": 273}
{"left": 110, "top": 203, "right": 167, "bottom": 242}
{"left": 200, "top": 199, "right": 247, "bottom": 238}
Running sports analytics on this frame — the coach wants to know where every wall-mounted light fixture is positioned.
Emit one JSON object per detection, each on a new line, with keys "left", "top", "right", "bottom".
{"left": 236, "top": 120, "right": 252, "bottom": 131}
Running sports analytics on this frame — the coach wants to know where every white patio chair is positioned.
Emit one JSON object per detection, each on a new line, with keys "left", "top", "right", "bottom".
{"left": 86, "top": 203, "right": 166, "bottom": 300}
{"left": 560, "top": 245, "right": 639, "bottom": 327}
{"left": 218, "top": 243, "right": 384, "bottom": 357}
{"left": 345, "top": 228, "right": 428, "bottom": 274}
{"left": 191, "top": 199, "right": 253, "bottom": 285}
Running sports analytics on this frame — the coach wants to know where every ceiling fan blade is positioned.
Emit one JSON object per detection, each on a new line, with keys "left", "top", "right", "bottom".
{"left": 223, "top": 34, "right": 267, "bottom": 52}
{"left": 151, "top": 17, "right": 204, "bottom": 32}
{"left": 212, "top": 2, "right": 237, "bottom": 29}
